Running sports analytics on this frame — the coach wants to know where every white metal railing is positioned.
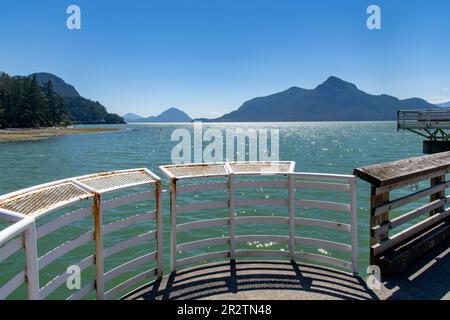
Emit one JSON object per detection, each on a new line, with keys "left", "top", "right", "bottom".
{"left": 0, "top": 169, "right": 163, "bottom": 300}
{"left": 160, "top": 162, "right": 358, "bottom": 275}
{"left": 1, "top": 162, "right": 359, "bottom": 300}
{"left": 398, "top": 108, "right": 450, "bottom": 130}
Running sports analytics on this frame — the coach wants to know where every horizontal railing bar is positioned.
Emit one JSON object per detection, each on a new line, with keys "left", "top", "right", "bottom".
{"left": 104, "top": 252, "right": 157, "bottom": 282}
{"left": 176, "top": 218, "right": 229, "bottom": 232}
{"left": 0, "top": 217, "right": 34, "bottom": 245}
{"left": 374, "top": 181, "right": 450, "bottom": 217}
{"left": 375, "top": 169, "right": 449, "bottom": 196}
{"left": 233, "top": 172, "right": 289, "bottom": 177}
{"left": 296, "top": 237, "right": 352, "bottom": 253}
{"left": 177, "top": 237, "right": 229, "bottom": 252}
{"left": 295, "top": 218, "right": 351, "bottom": 232}
{"left": 296, "top": 252, "right": 352, "bottom": 270}
{"left": 176, "top": 251, "right": 229, "bottom": 268}
{"left": 0, "top": 237, "right": 23, "bottom": 264}
{"left": 36, "top": 207, "right": 92, "bottom": 239}
{"left": 235, "top": 180, "right": 288, "bottom": 189}
{"left": 40, "top": 255, "right": 94, "bottom": 299}
{"left": 176, "top": 182, "right": 228, "bottom": 194}
{"left": 291, "top": 173, "right": 355, "bottom": 182}
{"left": 373, "top": 208, "right": 450, "bottom": 256}
{"left": 103, "top": 211, "right": 156, "bottom": 235}
{"left": 235, "top": 249, "right": 289, "bottom": 258}
{"left": 38, "top": 231, "right": 94, "bottom": 270}
{"left": 0, "top": 270, "right": 26, "bottom": 300}
{"left": 0, "top": 209, "right": 27, "bottom": 223}
{"left": 103, "top": 231, "right": 156, "bottom": 258}
{"left": 104, "top": 268, "right": 157, "bottom": 300}
{"left": 295, "top": 181, "right": 350, "bottom": 192}
{"left": 102, "top": 191, "right": 155, "bottom": 211}
{"left": 176, "top": 200, "right": 229, "bottom": 214}
{"left": 235, "top": 235, "right": 289, "bottom": 244}
{"left": 236, "top": 199, "right": 288, "bottom": 207}
{"left": 296, "top": 199, "right": 350, "bottom": 213}
{"left": 235, "top": 216, "right": 289, "bottom": 225}
{"left": 373, "top": 198, "right": 447, "bottom": 237}
{"left": 67, "top": 281, "right": 95, "bottom": 300}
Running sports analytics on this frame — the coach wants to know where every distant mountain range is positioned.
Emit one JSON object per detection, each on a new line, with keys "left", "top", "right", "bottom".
{"left": 124, "top": 107, "right": 192, "bottom": 123}
{"left": 203, "top": 76, "right": 439, "bottom": 122}
{"left": 32, "top": 73, "right": 125, "bottom": 124}
{"left": 437, "top": 101, "right": 450, "bottom": 108}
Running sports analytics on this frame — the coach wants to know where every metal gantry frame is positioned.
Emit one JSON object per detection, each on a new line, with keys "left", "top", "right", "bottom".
{"left": 160, "top": 161, "right": 358, "bottom": 275}
{"left": 398, "top": 109, "right": 450, "bottom": 141}
{"left": 0, "top": 169, "right": 163, "bottom": 300}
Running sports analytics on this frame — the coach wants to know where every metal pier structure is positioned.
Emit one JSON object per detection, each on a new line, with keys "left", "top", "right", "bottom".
{"left": 397, "top": 109, "right": 450, "bottom": 153}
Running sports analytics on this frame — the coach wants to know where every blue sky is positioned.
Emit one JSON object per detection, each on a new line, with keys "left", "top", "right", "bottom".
{"left": 1, "top": 0, "right": 449, "bottom": 118}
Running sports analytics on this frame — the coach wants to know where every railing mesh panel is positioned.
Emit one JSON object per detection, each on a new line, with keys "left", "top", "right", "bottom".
{"left": 0, "top": 183, "right": 91, "bottom": 216}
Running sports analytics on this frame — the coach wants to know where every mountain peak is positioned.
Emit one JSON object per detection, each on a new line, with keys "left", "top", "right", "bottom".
{"left": 319, "top": 76, "right": 358, "bottom": 91}
{"left": 209, "top": 77, "right": 438, "bottom": 122}
{"left": 30, "top": 72, "right": 80, "bottom": 98}
{"left": 130, "top": 107, "right": 192, "bottom": 123}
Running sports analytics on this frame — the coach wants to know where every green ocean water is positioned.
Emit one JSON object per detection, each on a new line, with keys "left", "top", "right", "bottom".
{"left": 0, "top": 122, "right": 426, "bottom": 299}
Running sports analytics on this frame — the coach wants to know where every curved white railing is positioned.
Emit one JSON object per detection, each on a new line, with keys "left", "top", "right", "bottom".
{"left": 1, "top": 162, "right": 358, "bottom": 300}
{"left": 0, "top": 169, "right": 163, "bottom": 300}
{"left": 160, "top": 162, "right": 358, "bottom": 275}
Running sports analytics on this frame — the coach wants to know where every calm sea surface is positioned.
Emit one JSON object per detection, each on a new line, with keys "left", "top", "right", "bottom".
{"left": 0, "top": 122, "right": 424, "bottom": 298}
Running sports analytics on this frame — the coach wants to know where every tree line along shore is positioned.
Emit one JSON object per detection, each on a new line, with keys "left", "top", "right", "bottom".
{"left": 0, "top": 72, "right": 125, "bottom": 129}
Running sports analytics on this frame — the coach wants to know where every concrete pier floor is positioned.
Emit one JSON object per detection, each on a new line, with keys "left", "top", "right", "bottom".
{"left": 125, "top": 239, "right": 450, "bottom": 300}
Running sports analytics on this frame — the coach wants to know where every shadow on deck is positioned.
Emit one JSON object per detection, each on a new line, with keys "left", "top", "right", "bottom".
{"left": 125, "top": 239, "right": 450, "bottom": 300}
{"left": 379, "top": 238, "right": 450, "bottom": 300}
{"left": 125, "top": 261, "right": 378, "bottom": 300}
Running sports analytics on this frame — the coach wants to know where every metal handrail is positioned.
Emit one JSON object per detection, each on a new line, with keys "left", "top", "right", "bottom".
{"left": 1, "top": 163, "right": 359, "bottom": 300}
{"left": 0, "top": 169, "right": 163, "bottom": 300}
{"left": 161, "top": 162, "right": 358, "bottom": 276}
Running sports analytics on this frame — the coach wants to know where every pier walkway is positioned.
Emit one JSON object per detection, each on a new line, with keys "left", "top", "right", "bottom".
{"left": 125, "top": 238, "right": 450, "bottom": 300}
{"left": 1, "top": 160, "right": 449, "bottom": 300}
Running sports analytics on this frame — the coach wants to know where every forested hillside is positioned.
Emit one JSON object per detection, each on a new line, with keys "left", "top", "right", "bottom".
{"left": 0, "top": 72, "right": 125, "bottom": 128}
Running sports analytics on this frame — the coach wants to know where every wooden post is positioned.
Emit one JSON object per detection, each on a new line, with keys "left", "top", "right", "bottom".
{"left": 430, "top": 175, "right": 445, "bottom": 216}
{"left": 370, "top": 186, "right": 389, "bottom": 265}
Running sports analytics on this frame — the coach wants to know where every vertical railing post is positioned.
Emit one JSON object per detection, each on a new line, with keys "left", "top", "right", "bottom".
{"left": 288, "top": 174, "right": 296, "bottom": 261}
{"left": 24, "top": 218, "right": 40, "bottom": 300}
{"left": 430, "top": 175, "right": 446, "bottom": 216}
{"left": 229, "top": 172, "right": 236, "bottom": 260}
{"left": 170, "top": 179, "right": 177, "bottom": 273}
{"left": 155, "top": 180, "right": 164, "bottom": 277}
{"left": 350, "top": 177, "right": 358, "bottom": 275}
{"left": 93, "top": 193, "right": 105, "bottom": 300}
{"left": 370, "top": 186, "right": 389, "bottom": 266}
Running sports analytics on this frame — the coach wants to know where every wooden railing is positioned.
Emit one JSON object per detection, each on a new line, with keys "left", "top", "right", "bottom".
{"left": 354, "top": 151, "right": 450, "bottom": 275}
